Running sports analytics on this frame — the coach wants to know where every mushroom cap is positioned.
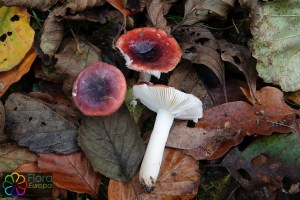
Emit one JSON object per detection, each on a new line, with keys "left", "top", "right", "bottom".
{"left": 116, "top": 27, "right": 182, "bottom": 78}
{"left": 133, "top": 84, "right": 203, "bottom": 122}
{"left": 72, "top": 62, "right": 126, "bottom": 116}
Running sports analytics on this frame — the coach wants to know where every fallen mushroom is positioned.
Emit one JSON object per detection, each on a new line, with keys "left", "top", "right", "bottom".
{"left": 133, "top": 83, "right": 203, "bottom": 192}
{"left": 116, "top": 27, "right": 182, "bottom": 82}
{"left": 72, "top": 62, "right": 126, "bottom": 116}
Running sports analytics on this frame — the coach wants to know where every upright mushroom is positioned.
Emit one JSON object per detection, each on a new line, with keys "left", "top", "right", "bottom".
{"left": 133, "top": 83, "right": 203, "bottom": 192}
{"left": 116, "top": 27, "right": 182, "bottom": 82}
{"left": 72, "top": 62, "right": 126, "bottom": 116}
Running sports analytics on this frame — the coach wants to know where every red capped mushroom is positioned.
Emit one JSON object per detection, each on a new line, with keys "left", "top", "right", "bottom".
{"left": 116, "top": 27, "right": 182, "bottom": 80}
{"left": 72, "top": 62, "right": 126, "bottom": 116}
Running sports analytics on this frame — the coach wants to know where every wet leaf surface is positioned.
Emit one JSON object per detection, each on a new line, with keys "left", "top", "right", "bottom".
{"left": 78, "top": 106, "right": 145, "bottom": 181}
{"left": 38, "top": 152, "right": 101, "bottom": 197}
{"left": 167, "top": 87, "right": 300, "bottom": 160}
{"left": 108, "top": 148, "right": 200, "bottom": 200}
{"left": 0, "top": 6, "right": 35, "bottom": 71}
{"left": 0, "top": 143, "right": 37, "bottom": 171}
{"left": 5, "top": 93, "right": 79, "bottom": 154}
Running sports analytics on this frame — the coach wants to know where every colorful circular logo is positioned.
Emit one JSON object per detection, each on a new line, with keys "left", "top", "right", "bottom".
{"left": 2, "top": 172, "right": 28, "bottom": 198}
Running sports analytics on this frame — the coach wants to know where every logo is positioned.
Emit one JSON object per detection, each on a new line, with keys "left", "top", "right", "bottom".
{"left": 2, "top": 172, "right": 28, "bottom": 198}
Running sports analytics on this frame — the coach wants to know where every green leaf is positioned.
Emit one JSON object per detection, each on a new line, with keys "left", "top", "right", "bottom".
{"left": 250, "top": 0, "right": 300, "bottom": 92}
{"left": 124, "top": 88, "right": 145, "bottom": 123}
{"left": 78, "top": 106, "right": 145, "bottom": 181}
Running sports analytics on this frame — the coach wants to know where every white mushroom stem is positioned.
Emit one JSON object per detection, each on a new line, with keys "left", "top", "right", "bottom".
{"left": 138, "top": 72, "right": 151, "bottom": 83}
{"left": 139, "top": 109, "right": 174, "bottom": 192}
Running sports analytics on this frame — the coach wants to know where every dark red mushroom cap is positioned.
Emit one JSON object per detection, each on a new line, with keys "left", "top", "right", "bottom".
{"left": 116, "top": 27, "right": 182, "bottom": 78}
{"left": 72, "top": 62, "right": 126, "bottom": 116}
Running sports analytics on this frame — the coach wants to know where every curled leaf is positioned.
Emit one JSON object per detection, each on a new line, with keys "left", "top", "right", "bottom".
{"left": 66, "top": 0, "right": 106, "bottom": 13}
{"left": 3, "top": 0, "right": 58, "bottom": 11}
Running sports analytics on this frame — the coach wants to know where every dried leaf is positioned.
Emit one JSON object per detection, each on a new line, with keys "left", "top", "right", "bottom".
{"left": 55, "top": 38, "right": 102, "bottom": 96}
{"left": 107, "top": 0, "right": 132, "bottom": 16}
{"left": 174, "top": 26, "right": 224, "bottom": 84}
{"left": 0, "top": 101, "right": 6, "bottom": 143}
{"left": 5, "top": 93, "right": 79, "bottom": 154}
{"left": 222, "top": 134, "right": 300, "bottom": 193}
{"left": 0, "top": 48, "right": 36, "bottom": 97}
{"left": 146, "top": 0, "right": 171, "bottom": 33}
{"left": 0, "top": 143, "right": 37, "bottom": 171}
{"left": 38, "top": 152, "right": 101, "bottom": 197}
{"left": 219, "top": 39, "right": 258, "bottom": 101}
{"left": 65, "top": 0, "right": 105, "bottom": 13}
{"left": 125, "top": 0, "right": 146, "bottom": 12}
{"left": 108, "top": 148, "right": 200, "bottom": 200}
{"left": 78, "top": 106, "right": 145, "bottom": 181}
{"left": 285, "top": 90, "right": 300, "bottom": 106}
{"left": 3, "top": 0, "right": 58, "bottom": 11}
{"left": 167, "top": 87, "right": 300, "bottom": 160}
{"left": 168, "top": 60, "right": 214, "bottom": 109}
{"left": 40, "top": 7, "right": 64, "bottom": 57}
{"left": 0, "top": 6, "right": 35, "bottom": 71}
{"left": 249, "top": 0, "right": 300, "bottom": 92}
{"left": 182, "top": 0, "right": 235, "bottom": 25}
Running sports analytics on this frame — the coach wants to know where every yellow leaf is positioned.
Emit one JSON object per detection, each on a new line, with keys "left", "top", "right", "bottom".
{"left": 106, "top": 0, "right": 132, "bottom": 16}
{"left": 0, "top": 48, "right": 36, "bottom": 97}
{"left": 0, "top": 6, "right": 35, "bottom": 71}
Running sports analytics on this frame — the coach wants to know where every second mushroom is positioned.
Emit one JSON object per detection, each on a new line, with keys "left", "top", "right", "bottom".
{"left": 133, "top": 83, "right": 203, "bottom": 192}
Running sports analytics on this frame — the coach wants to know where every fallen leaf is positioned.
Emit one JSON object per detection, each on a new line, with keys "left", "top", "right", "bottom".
{"left": 65, "top": 0, "right": 105, "bottom": 13}
{"left": 146, "top": 0, "right": 171, "bottom": 33}
{"left": 61, "top": 5, "right": 109, "bottom": 22}
{"left": 78, "top": 106, "right": 145, "bottom": 181}
{"left": 0, "top": 143, "right": 37, "bottom": 171}
{"left": 125, "top": 0, "right": 146, "bottom": 12}
{"left": 181, "top": 0, "right": 235, "bottom": 25}
{"left": 0, "top": 101, "right": 6, "bottom": 143}
{"left": 174, "top": 26, "right": 224, "bottom": 84}
{"left": 168, "top": 60, "right": 214, "bottom": 109}
{"left": 40, "top": 7, "right": 64, "bottom": 57}
{"left": 125, "top": 88, "right": 146, "bottom": 123}
{"left": 108, "top": 148, "right": 200, "bottom": 200}
{"left": 33, "top": 62, "right": 61, "bottom": 83}
{"left": 285, "top": 90, "right": 300, "bottom": 106}
{"left": 38, "top": 152, "right": 101, "bottom": 197}
{"left": 167, "top": 87, "right": 300, "bottom": 160}
{"left": 107, "top": 0, "right": 132, "bottom": 16}
{"left": 2, "top": 0, "right": 58, "bottom": 11}
{"left": 55, "top": 38, "right": 102, "bottom": 96}
{"left": 0, "top": 48, "right": 36, "bottom": 97}
{"left": 219, "top": 39, "right": 258, "bottom": 101}
{"left": 222, "top": 134, "right": 300, "bottom": 193}
{"left": 249, "top": 0, "right": 300, "bottom": 92}
{"left": 0, "top": 6, "right": 35, "bottom": 71}
{"left": 5, "top": 93, "right": 79, "bottom": 154}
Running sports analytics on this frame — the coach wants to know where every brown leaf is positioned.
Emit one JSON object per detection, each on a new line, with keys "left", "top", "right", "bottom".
{"left": 107, "top": 0, "right": 132, "bottom": 16}
{"left": 146, "top": 0, "right": 171, "bottom": 33}
{"left": 0, "top": 48, "right": 36, "bottom": 97}
{"left": 0, "top": 101, "right": 6, "bottom": 143}
{"left": 168, "top": 60, "right": 214, "bottom": 109}
{"left": 5, "top": 93, "right": 79, "bottom": 154}
{"left": 0, "top": 143, "right": 37, "bottom": 171}
{"left": 285, "top": 90, "right": 300, "bottom": 106}
{"left": 3, "top": 0, "right": 58, "bottom": 11}
{"left": 65, "top": 0, "right": 105, "bottom": 13}
{"left": 181, "top": 0, "right": 235, "bottom": 25}
{"left": 55, "top": 38, "right": 102, "bottom": 96}
{"left": 108, "top": 148, "right": 200, "bottom": 200}
{"left": 40, "top": 7, "right": 64, "bottom": 57}
{"left": 174, "top": 26, "right": 224, "bottom": 84}
{"left": 38, "top": 152, "right": 101, "bottom": 197}
{"left": 125, "top": 0, "right": 146, "bottom": 12}
{"left": 167, "top": 87, "right": 300, "bottom": 160}
{"left": 219, "top": 39, "right": 258, "bottom": 101}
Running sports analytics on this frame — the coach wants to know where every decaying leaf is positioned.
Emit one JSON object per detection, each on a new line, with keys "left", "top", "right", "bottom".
{"left": 168, "top": 60, "right": 214, "bottom": 109}
{"left": 3, "top": 0, "right": 58, "bottom": 11}
{"left": 108, "top": 148, "right": 200, "bottom": 200}
{"left": 0, "top": 6, "right": 35, "bottom": 71}
{"left": 0, "top": 48, "right": 36, "bottom": 97}
{"left": 40, "top": 7, "right": 64, "bottom": 57}
{"left": 219, "top": 39, "right": 258, "bottom": 101}
{"left": 0, "top": 143, "right": 37, "bottom": 171}
{"left": 285, "top": 90, "right": 300, "bottom": 106}
{"left": 0, "top": 101, "right": 6, "bottom": 143}
{"left": 78, "top": 106, "right": 145, "bottom": 181}
{"left": 38, "top": 152, "right": 101, "bottom": 197}
{"left": 146, "top": 0, "right": 171, "bottom": 33}
{"left": 249, "top": 0, "right": 300, "bottom": 92}
{"left": 55, "top": 38, "right": 102, "bottom": 96}
{"left": 5, "top": 93, "right": 79, "bottom": 154}
{"left": 181, "top": 0, "right": 235, "bottom": 25}
{"left": 107, "top": 0, "right": 132, "bottom": 16}
{"left": 167, "top": 87, "right": 300, "bottom": 160}
{"left": 125, "top": 88, "right": 146, "bottom": 123}
{"left": 65, "top": 0, "right": 106, "bottom": 13}
{"left": 222, "top": 134, "right": 300, "bottom": 193}
{"left": 174, "top": 26, "right": 224, "bottom": 84}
